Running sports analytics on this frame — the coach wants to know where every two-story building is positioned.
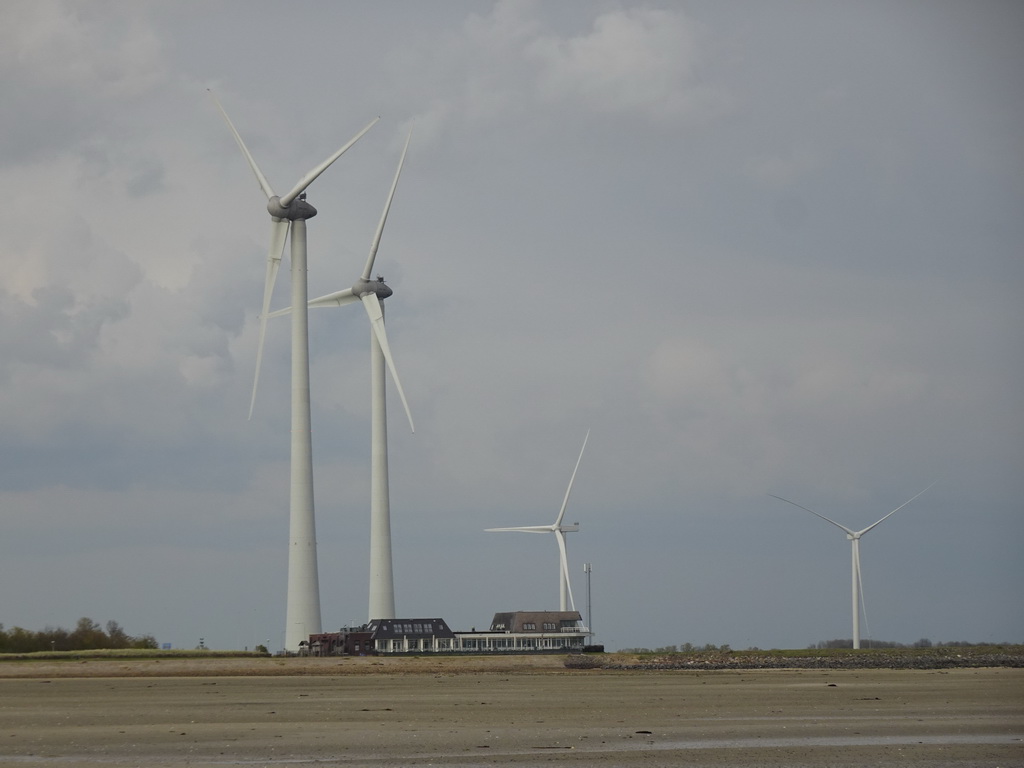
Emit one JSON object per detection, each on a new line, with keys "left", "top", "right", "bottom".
{"left": 307, "top": 611, "right": 589, "bottom": 655}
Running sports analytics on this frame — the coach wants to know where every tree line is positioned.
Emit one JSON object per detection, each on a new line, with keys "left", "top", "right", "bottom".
{"left": 0, "top": 618, "right": 157, "bottom": 653}
{"left": 619, "top": 643, "right": 734, "bottom": 653}
{"left": 619, "top": 639, "right": 1008, "bottom": 653}
{"left": 808, "top": 638, "right": 1002, "bottom": 649}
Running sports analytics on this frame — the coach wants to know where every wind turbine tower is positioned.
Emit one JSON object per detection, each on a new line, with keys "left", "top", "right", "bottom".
{"left": 770, "top": 483, "right": 934, "bottom": 649}
{"left": 211, "top": 92, "right": 377, "bottom": 651}
{"left": 281, "top": 129, "right": 416, "bottom": 622}
{"left": 487, "top": 430, "right": 590, "bottom": 612}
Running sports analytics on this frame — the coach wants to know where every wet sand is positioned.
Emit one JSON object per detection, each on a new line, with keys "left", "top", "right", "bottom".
{"left": 0, "top": 657, "right": 1020, "bottom": 766}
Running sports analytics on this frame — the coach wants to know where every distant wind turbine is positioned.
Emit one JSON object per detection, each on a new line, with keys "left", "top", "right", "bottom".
{"left": 770, "top": 483, "right": 935, "bottom": 649}
{"left": 211, "top": 90, "right": 377, "bottom": 651}
{"left": 271, "top": 129, "right": 416, "bottom": 622}
{"left": 487, "top": 430, "right": 590, "bottom": 612}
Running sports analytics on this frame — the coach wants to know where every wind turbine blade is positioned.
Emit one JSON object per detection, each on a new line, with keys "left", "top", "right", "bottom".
{"left": 859, "top": 481, "right": 938, "bottom": 536}
{"left": 485, "top": 526, "right": 553, "bottom": 533}
{"left": 249, "top": 219, "right": 290, "bottom": 419}
{"left": 769, "top": 494, "right": 856, "bottom": 536}
{"left": 208, "top": 90, "right": 275, "bottom": 200}
{"left": 554, "top": 430, "right": 590, "bottom": 527}
{"left": 361, "top": 128, "right": 413, "bottom": 280}
{"left": 361, "top": 293, "right": 415, "bottom": 433}
{"left": 308, "top": 288, "right": 359, "bottom": 309}
{"left": 279, "top": 117, "right": 380, "bottom": 207}
{"left": 556, "top": 530, "right": 576, "bottom": 611}
{"left": 855, "top": 544, "right": 872, "bottom": 646}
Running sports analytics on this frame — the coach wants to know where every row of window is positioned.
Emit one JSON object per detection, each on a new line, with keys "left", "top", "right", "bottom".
{"left": 383, "top": 622, "right": 436, "bottom": 635}
{"left": 372, "top": 636, "right": 585, "bottom": 652}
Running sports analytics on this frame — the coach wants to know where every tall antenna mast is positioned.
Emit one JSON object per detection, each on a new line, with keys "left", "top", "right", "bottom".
{"left": 583, "top": 562, "right": 593, "bottom": 641}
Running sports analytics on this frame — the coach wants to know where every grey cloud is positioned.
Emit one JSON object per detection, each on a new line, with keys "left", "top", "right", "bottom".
{"left": 0, "top": 2, "right": 168, "bottom": 168}
{"left": 0, "top": 0, "right": 1020, "bottom": 652}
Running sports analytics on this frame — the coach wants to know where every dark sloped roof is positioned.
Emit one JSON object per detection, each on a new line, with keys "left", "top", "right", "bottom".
{"left": 368, "top": 618, "right": 455, "bottom": 639}
{"left": 490, "top": 611, "right": 582, "bottom": 633}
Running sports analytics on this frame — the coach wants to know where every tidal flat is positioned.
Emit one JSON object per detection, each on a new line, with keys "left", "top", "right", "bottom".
{"left": 0, "top": 656, "right": 1021, "bottom": 766}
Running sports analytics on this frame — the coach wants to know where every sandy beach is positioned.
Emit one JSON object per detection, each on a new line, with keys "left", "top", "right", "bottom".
{"left": 0, "top": 656, "right": 1021, "bottom": 766}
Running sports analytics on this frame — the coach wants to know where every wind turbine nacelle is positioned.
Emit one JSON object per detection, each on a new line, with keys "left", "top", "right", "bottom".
{"left": 353, "top": 276, "right": 393, "bottom": 301}
{"left": 267, "top": 195, "right": 317, "bottom": 221}
{"left": 561, "top": 523, "right": 580, "bottom": 532}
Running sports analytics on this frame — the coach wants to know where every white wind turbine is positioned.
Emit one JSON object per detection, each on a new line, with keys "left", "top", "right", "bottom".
{"left": 487, "top": 430, "right": 590, "bottom": 612}
{"left": 271, "top": 129, "right": 415, "bottom": 622}
{"left": 211, "top": 91, "right": 377, "bottom": 651}
{"left": 770, "top": 483, "right": 935, "bottom": 649}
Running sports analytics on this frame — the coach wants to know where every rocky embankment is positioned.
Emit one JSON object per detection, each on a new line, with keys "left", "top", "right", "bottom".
{"left": 567, "top": 647, "right": 1024, "bottom": 670}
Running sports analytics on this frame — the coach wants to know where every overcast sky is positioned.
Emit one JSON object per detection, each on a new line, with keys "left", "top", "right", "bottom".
{"left": 1, "top": 0, "right": 1021, "bottom": 652}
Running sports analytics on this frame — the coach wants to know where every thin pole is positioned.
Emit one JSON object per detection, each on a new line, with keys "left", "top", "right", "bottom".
{"left": 851, "top": 536, "right": 860, "bottom": 649}
{"left": 584, "top": 562, "right": 593, "bottom": 639}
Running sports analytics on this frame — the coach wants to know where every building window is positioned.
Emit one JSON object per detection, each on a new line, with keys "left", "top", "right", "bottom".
{"left": 543, "top": 623, "right": 556, "bottom": 631}
{"left": 523, "top": 622, "right": 536, "bottom": 631}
